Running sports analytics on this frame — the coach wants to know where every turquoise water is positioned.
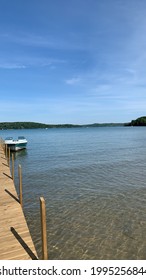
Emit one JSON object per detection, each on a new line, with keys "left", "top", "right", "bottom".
{"left": 1, "top": 127, "right": 146, "bottom": 259}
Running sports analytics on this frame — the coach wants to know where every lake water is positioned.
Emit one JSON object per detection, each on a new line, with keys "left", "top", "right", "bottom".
{"left": 1, "top": 126, "right": 146, "bottom": 260}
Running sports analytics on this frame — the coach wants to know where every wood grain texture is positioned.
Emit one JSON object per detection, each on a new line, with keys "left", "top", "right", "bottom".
{"left": 0, "top": 144, "right": 38, "bottom": 260}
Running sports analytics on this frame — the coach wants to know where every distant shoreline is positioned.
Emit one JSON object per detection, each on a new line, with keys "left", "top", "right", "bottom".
{"left": 0, "top": 121, "right": 126, "bottom": 130}
{"left": 0, "top": 117, "right": 146, "bottom": 130}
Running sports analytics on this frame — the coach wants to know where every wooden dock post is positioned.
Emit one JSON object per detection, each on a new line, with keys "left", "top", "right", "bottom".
{"left": 40, "top": 197, "right": 48, "bottom": 260}
{"left": 12, "top": 153, "right": 14, "bottom": 181}
{"left": 18, "top": 164, "right": 23, "bottom": 207}
{"left": 8, "top": 147, "right": 11, "bottom": 166}
{"left": 5, "top": 144, "right": 7, "bottom": 158}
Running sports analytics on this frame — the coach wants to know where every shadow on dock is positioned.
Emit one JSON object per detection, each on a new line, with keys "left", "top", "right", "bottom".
{"left": 5, "top": 189, "right": 20, "bottom": 204}
{"left": 2, "top": 162, "right": 9, "bottom": 167}
{"left": 1, "top": 156, "right": 7, "bottom": 160}
{"left": 3, "top": 172, "right": 12, "bottom": 180}
{"left": 11, "top": 227, "right": 38, "bottom": 260}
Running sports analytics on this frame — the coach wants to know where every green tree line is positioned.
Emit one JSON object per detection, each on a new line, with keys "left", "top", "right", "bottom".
{"left": 128, "top": 116, "right": 146, "bottom": 126}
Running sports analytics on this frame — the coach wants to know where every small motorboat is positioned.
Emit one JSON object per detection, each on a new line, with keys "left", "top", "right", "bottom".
{"left": 5, "top": 136, "right": 27, "bottom": 151}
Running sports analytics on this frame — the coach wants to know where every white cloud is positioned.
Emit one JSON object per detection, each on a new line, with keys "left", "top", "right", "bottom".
{"left": 65, "top": 77, "right": 81, "bottom": 85}
{"left": 0, "top": 57, "right": 66, "bottom": 70}
{"left": 0, "top": 31, "right": 88, "bottom": 52}
{"left": 0, "top": 63, "right": 26, "bottom": 69}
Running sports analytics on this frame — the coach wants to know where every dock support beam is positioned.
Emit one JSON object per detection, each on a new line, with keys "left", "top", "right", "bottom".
{"left": 8, "top": 147, "right": 10, "bottom": 166}
{"left": 40, "top": 197, "right": 48, "bottom": 260}
{"left": 18, "top": 164, "right": 23, "bottom": 207}
{"left": 12, "top": 153, "right": 14, "bottom": 181}
{"left": 5, "top": 144, "right": 7, "bottom": 158}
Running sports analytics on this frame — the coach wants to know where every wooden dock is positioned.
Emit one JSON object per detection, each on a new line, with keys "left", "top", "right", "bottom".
{"left": 0, "top": 143, "right": 38, "bottom": 260}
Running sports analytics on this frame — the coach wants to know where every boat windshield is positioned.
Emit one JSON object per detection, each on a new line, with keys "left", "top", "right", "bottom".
{"left": 18, "top": 136, "right": 26, "bottom": 140}
{"left": 5, "top": 137, "right": 13, "bottom": 140}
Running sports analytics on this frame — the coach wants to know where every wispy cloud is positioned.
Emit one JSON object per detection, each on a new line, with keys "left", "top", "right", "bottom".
{"left": 0, "top": 63, "right": 26, "bottom": 69}
{"left": 0, "top": 57, "right": 66, "bottom": 70}
{"left": 65, "top": 77, "right": 81, "bottom": 85}
{"left": 0, "top": 31, "right": 88, "bottom": 52}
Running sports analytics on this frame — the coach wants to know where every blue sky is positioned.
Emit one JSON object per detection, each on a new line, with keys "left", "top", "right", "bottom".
{"left": 0, "top": 0, "right": 146, "bottom": 124}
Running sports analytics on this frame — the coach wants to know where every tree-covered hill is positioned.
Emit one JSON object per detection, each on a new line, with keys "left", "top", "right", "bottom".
{"left": 0, "top": 122, "right": 48, "bottom": 129}
{"left": 128, "top": 116, "right": 146, "bottom": 126}
{"left": 0, "top": 122, "right": 81, "bottom": 129}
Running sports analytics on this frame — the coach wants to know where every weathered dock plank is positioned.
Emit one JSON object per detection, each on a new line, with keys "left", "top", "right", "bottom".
{"left": 0, "top": 144, "right": 38, "bottom": 260}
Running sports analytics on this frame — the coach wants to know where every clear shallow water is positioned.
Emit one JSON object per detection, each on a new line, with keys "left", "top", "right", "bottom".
{"left": 1, "top": 127, "right": 146, "bottom": 259}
